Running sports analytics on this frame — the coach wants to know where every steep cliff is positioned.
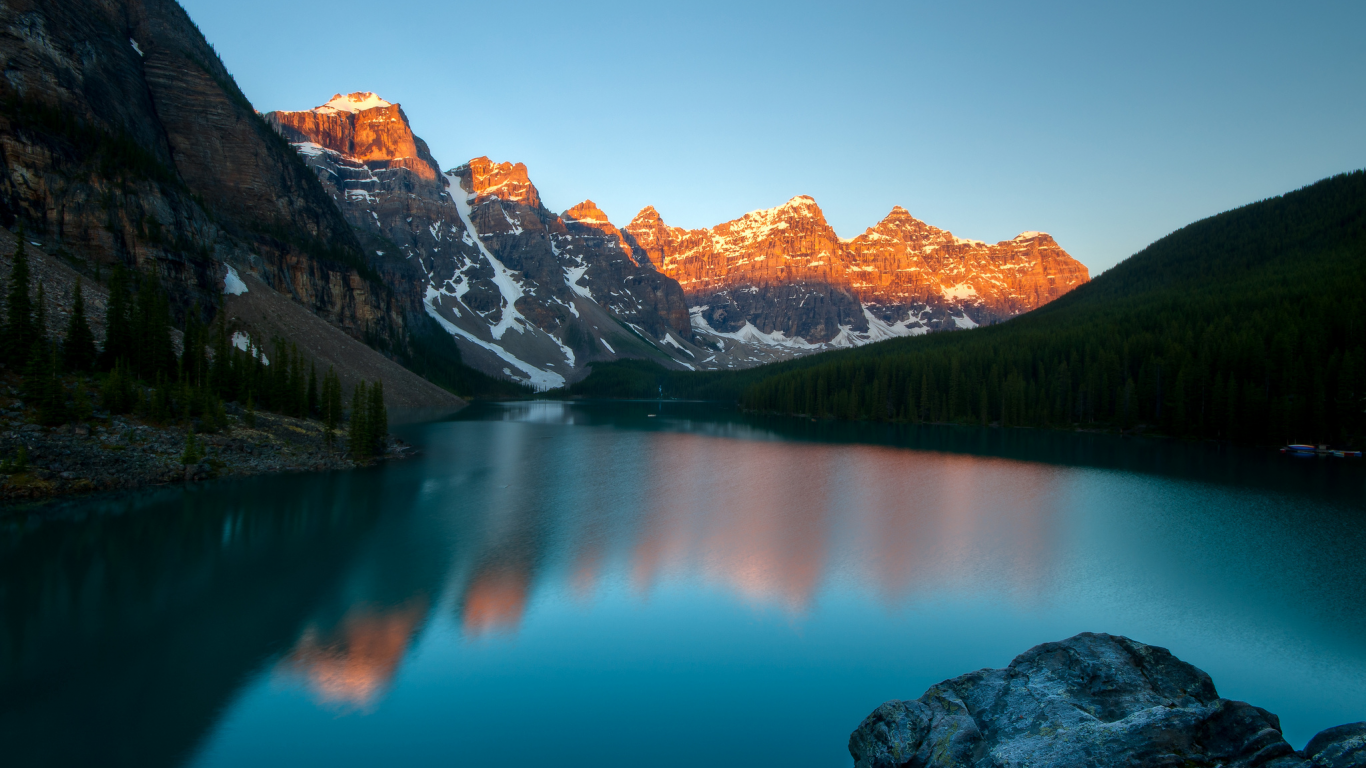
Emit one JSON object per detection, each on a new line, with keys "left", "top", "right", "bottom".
{"left": 0, "top": 0, "right": 403, "bottom": 349}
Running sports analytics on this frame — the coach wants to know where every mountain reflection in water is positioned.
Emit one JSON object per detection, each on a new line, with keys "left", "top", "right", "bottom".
{"left": 276, "top": 599, "right": 428, "bottom": 710}
{"left": 2, "top": 400, "right": 1362, "bottom": 768}
{"left": 435, "top": 404, "right": 1058, "bottom": 637}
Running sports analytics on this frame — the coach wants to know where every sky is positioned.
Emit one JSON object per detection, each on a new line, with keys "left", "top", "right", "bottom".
{"left": 180, "top": 0, "right": 1365, "bottom": 274}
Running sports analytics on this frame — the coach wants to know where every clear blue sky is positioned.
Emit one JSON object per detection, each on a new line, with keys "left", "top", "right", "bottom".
{"left": 182, "top": 0, "right": 1364, "bottom": 273}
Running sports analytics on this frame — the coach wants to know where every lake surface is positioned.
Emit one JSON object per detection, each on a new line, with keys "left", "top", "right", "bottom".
{"left": 3, "top": 401, "right": 1364, "bottom": 767}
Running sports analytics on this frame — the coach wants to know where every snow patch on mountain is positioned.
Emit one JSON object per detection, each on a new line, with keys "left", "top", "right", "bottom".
{"left": 423, "top": 287, "right": 564, "bottom": 391}
{"left": 223, "top": 264, "right": 248, "bottom": 296}
{"left": 231, "top": 332, "right": 268, "bottom": 364}
{"left": 447, "top": 172, "right": 530, "bottom": 340}
{"left": 315, "top": 92, "right": 393, "bottom": 114}
{"left": 942, "top": 282, "right": 978, "bottom": 301}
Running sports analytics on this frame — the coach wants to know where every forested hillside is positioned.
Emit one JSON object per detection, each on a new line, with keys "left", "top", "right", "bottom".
{"left": 726, "top": 171, "right": 1366, "bottom": 446}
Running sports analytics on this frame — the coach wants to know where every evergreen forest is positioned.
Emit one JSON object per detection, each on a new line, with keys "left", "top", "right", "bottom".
{"left": 737, "top": 171, "right": 1366, "bottom": 446}
{"left": 567, "top": 170, "right": 1366, "bottom": 448}
{"left": 0, "top": 238, "right": 392, "bottom": 459}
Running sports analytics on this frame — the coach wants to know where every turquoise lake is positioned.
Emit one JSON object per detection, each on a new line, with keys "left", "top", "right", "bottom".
{"left": 2, "top": 401, "right": 1364, "bottom": 767}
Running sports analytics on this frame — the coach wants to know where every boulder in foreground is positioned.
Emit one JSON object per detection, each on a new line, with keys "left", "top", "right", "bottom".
{"left": 849, "top": 632, "right": 1365, "bottom": 768}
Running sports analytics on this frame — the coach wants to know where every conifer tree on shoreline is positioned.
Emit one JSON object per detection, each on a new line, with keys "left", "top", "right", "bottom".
{"left": 63, "top": 278, "right": 97, "bottom": 373}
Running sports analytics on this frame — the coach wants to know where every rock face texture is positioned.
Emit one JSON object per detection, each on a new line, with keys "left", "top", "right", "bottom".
{"left": 268, "top": 93, "right": 441, "bottom": 181}
{"left": 848, "top": 633, "right": 1365, "bottom": 768}
{"left": 624, "top": 198, "right": 1089, "bottom": 348}
{"left": 465, "top": 156, "right": 542, "bottom": 208}
{"left": 0, "top": 0, "right": 403, "bottom": 348}
{"left": 266, "top": 97, "right": 699, "bottom": 388}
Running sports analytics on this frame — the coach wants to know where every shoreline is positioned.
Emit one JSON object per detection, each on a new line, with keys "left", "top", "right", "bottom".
{"left": 0, "top": 401, "right": 414, "bottom": 508}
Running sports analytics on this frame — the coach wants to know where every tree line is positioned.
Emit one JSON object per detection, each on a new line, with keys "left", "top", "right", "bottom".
{"left": 1, "top": 235, "right": 390, "bottom": 459}
{"left": 739, "top": 171, "right": 1366, "bottom": 447}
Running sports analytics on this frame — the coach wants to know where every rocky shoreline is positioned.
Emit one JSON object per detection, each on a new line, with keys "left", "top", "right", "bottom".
{"left": 850, "top": 633, "right": 1364, "bottom": 768}
{"left": 0, "top": 393, "right": 412, "bottom": 506}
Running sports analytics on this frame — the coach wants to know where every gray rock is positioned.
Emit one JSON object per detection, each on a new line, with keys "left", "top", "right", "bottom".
{"left": 849, "top": 633, "right": 1363, "bottom": 768}
{"left": 1305, "top": 723, "right": 1366, "bottom": 767}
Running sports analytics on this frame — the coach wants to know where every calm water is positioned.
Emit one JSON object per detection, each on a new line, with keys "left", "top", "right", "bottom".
{"left": 2, "top": 401, "right": 1364, "bottom": 767}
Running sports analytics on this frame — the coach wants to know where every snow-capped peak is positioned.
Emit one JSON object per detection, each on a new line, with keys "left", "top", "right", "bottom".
{"left": 314, "top": 92, "right": 393, "bottom": 115}
{"left": 1013, "top": 231, "right": 1048, "bottom": 240}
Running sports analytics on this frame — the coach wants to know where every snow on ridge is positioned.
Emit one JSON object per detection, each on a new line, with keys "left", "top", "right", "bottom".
{"left": 315, "top": 92, "right": 393, "bottom": 114}
{"left": 690, "top": 308, "right": 823, "bottom": 350}
{"left": 564, "top": 264, "right": 593, "bottom": 299}
{"left": 690, "top": 302, "right": 932, "bottom": 354}
{"left": 447, "top": 171, "right": 530, "bottom": 340}
{"left": 1013, "top": 231, "right": 1047, "bottom": 240}
{"left": 422, "top": 290, "right": 564, "bottom": 391}
{"left": 291, "top": 141, "right": 328, "bottom": 158}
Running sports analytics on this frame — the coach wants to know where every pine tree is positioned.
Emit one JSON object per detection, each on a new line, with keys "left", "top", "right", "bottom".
{"left": 133, "top": 273, "right": 175, "bottom": 380}
{"left": 36, "top": 342, "right": 67, "bottom": 427}
{"left": 321, "top": 367, "right": 342, "bottom": 449}
{"left": 72, "top": 378, "right": 93, "bottom": 421}
{"left": 31, "top": 282, "right": 46, "bottom": 350}
{"left": 181, "top": 424, "right": 202, "bottom": 466}
{"left": 4, "top": 234, "right": 35, "bottom": 368}
{"left": 307, "top": 362, "right": 319, "bottom": 418}
{"left": 349, "top": 381, "right": 369, "bottom": 458}
{"left": 100, "top": 264, "right": 133, "bottom": 370}
{"left": 63, "top": 278, "right": 98, "bottom": 373}
{"left": 180, "top": 303, "right": 206, "bottom": 386}
{"left": 367, "top": 380, "right": 387, "bottom": 455}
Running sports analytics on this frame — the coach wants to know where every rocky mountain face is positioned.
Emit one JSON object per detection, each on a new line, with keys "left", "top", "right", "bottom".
{"left": 0, "top": 0, "right": 403, "bottom": 349}
{"left": 0, "top": 0, "right": 1087, "bottom": 391}
{"left": 850, "top": 633, "right": 1366, "bottom": 768}
{"left": 624, "top": 197, "right": 1089, "bottom": 353}
{"left": 267, "top": 97, "right": 700, "bottom": 388}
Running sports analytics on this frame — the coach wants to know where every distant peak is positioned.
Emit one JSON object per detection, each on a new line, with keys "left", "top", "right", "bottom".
{"left": 1013, "top": 231, "right": 1050, "bottom": 240}
{"left": 565, "top": 200, "right": 610, "bottom": 223}
{"left": 461, "top": 157, "right": 541, "bottom": 207}
{"left": 314, "top": 92, "right": 393, "bottom": 114}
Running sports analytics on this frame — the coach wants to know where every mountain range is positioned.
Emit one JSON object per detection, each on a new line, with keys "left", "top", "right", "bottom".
{"left": 266, "top": 91, "right": 1088, "bottom": 388}
{"left": 0, "top": 0, "right": 1086, "bottom": 398}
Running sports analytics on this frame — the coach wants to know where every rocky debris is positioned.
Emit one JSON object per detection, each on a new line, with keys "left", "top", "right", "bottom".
{"left": 223, "top": 268, "right": 465, "bottom": 410}
{"left": 0, "top": 392, "right": 411, "bottom": 505}
{"left": 0, "top": 229, "right": 110, "bottom": 345}
{"left": 848, "top": 632, "right": 1365, "bottom": 768}
{"left": 624, "top": 198, "right": 1090, "bottom": 345}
